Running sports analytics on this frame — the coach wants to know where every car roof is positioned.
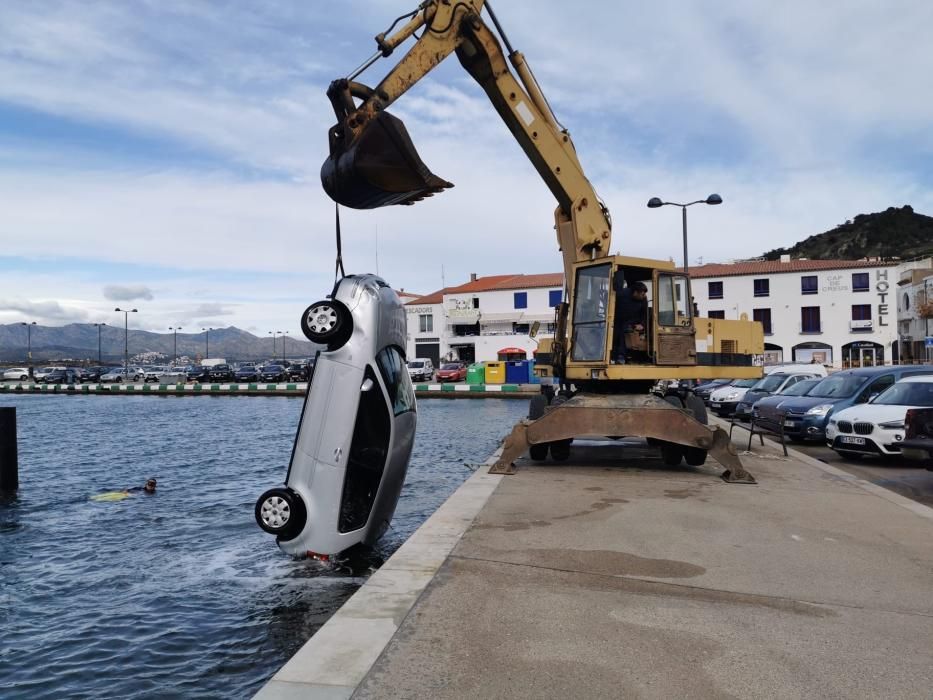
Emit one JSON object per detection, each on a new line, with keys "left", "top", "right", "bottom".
{"left": 899, "top": 374, "right": 933, "bottom": 383}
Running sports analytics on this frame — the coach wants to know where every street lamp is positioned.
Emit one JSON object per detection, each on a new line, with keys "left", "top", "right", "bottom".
{"left": 20, "top": 321, "right": 36, "bottom": 370}
{"left": 93, "top": 323, "right": 106, "bottom": 366}
{"left": 114, "top": 308, "right": 138, "bottom": 375}
{"left": 268, "top": 330, "right": 276, "bottom": 358}
{"left": 169, "top": 326, "right": 182, "bottom": 365}
{"left": 282, "top": 332, "right": 289, "bottom": 363}
{"left": 201, "top": 327, "right": 212, "bottom": 359}
{"left": 647, "top": 193, "right": 722, "bottom": 274}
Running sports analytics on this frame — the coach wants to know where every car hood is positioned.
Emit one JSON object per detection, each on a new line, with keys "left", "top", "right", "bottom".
{"left": 710, "top": 386, "right": 749, "bottom": 401}
{"left": 776, "top": 396, "right": 847, "bottom": 412}
{"left": 741, "top": 389, "right": 772, "bottom": 404}
{"left": 832, "top": 404, "right": 914, "bottom": 424}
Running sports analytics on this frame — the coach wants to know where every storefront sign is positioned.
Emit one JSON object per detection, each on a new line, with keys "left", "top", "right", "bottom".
{"left": 821, "top": 274, "right": 850, "bottom": 293}
{"left": 407, "top": 306, "right": 433, "bottom": 314}
{"left": 876, "top": 270, "right": 889, "bottom": 326}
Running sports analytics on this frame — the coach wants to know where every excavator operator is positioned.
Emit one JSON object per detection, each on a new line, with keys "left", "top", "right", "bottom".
{"left": 611, "top": 281, "right": 648, "bottom": 364}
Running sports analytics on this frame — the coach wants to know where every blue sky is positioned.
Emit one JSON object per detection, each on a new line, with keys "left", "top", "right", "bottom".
{"left": 1, "top": 0, "right": 932, "bottom": 333}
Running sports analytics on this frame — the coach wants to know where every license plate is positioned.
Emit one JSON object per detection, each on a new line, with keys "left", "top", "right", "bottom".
{"left": 711, "top": 402, "right": 721, "bottom": 408}
{"left": 840, "top": 436, "right": 866, "bottom": 445}
{"left": 783, "top": 420, "right": 795, "bottom": 428}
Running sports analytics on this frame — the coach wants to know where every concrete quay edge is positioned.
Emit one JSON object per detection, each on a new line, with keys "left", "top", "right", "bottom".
{"left": 252, "top": 448, "right": 507, "bottom": 700}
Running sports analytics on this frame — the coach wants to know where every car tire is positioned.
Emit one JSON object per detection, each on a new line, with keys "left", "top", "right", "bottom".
{"left": 255, "top": 487, "right": 307, "bottom": 539}
{"left": 660, "top": 395, "right": 686, "bottom": 466}
{"left": 529, "top": 443, "right": 549, "bottom": 461}
{"left": 116, "top": 377, "right": 123, "bottom": 383}
{"left": 19, "top": 375, "right": 27, "bottom": 381}
{"left": 300, "top": 299, "right": 353, "bottom": 348}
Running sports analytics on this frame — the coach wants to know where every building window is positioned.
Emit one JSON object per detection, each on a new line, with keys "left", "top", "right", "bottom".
{"left": 753, "top": 279, "right": 769, "bottom": 297}
{"left": 708, "top": 310, "right": 725, "bottom": 319}
{"left": 852, "top": 272, "right": 870, "bottom": 292}
{"left": 851, "top": 304, "right": 871, "bottom": 320}
{"left": 418, "top": 314, "right": 433, "bottom": 333}
{"left": 548, "top": 289, "right": 562, "bottom": 307}
{"left": 708, "top": 281, "right": 723, "bottom": 299}
{"left": 801, "top": 276, "right": 818, "bottom": 295}
{"left": 801, "top": 306, "right": 821, "bottom": 333}
{"left": 753, "top": 308, "right": 772, "bottom": 334}
{"left": 513, "top": 292, "right": 527, "bottom": 309}
{"left": 512, "top": 323, "right": 530, "bottom": 334}
{"left": 472, "top": 297, "right": 480, "bottom": 309}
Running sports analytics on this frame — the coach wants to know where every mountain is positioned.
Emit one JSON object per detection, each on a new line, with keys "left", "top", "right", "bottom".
{"left": 763, "top": 206, "right": 933, "bottom": 261}
{"left": 0, "top": 324, "right": 321, "bottom": 363}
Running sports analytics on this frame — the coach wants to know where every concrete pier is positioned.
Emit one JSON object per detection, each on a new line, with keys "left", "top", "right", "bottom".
{"left": 256, "top": 431, "right": 933, "bottom": 699}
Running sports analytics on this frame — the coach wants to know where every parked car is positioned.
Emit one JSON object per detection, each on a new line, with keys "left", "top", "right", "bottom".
{"left": 187, "top": 366, "right": 212, "bottom": 382}
{"left": 33, "top": 367, "right": 64, "bottom": 382}
{"left": 900, "top": 407, "right": 933, "bottom": 469}
{"left": 235, "top": 366, "right": 260, "bottom": 382}
{"left": 733, "top": 370, "right": 824, "bottom": 420}
{"left": 2, "top": 367, "right": 30, "bottom": 381}
{"left": 100, "top": 367, "right": 145, "bottom": 383}
{"left": 751, "top": 378, "right": 822, "bottom": 422}
{"left": 693, "top": 378, "right": 732, "bottom": 403}
{"left": 260, "top": 365, "right": 287, "bottom": 382}
{"left": 407, "top": 358, "right": 434, "bottom": 381}
{"left": 144, "top": 366, "right": 170, "bottom": 383}
{"left": 708, "top": 379, "right": 760, "bottom": 417}
{"left": 39, "top": 368, "right": 80, "bottom": 384}
{"left": 255, "top": 273, "right": 416, "bottom": 557}
{"left": 285, "top": 363, "right": 310, "bottom": 381}
{"left": 209, "top": 364, "right": 235, "bottom": 382}
{"left": 826, "top": 376, "right": 933, "bottom": 458}
{"left": 159, "top": 367, "right": 188, "bottom": 383}
{"left": 773, "top": 366, "right": 933, "bottom": 443}
{"left": 78, "top": 367, "right": 104, "bottom": 382}
{"left": 435, "top": 362, "right": 467, "bottom": 383}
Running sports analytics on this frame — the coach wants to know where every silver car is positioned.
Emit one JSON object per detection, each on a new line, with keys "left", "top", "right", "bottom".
{"left": 101, "top": 367, "right": 145, "bottom": 383}
{"left": 255, "top": 274, "right": 417, "bottom": 559}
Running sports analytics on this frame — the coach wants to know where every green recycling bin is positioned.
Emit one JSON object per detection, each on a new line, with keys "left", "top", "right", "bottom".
{"left": 466, "top": 363, "right": 486, "bottom": 385}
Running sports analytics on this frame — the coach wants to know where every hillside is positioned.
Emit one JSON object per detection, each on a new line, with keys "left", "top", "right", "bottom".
{"left": 763, "top": 206, "right": 933, "bottom": 261}
{"left": 0, "top": 324, "right": 320, "bottom": 363}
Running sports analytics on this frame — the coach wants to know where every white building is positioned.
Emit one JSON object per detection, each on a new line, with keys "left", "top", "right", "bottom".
{"left": 896, "top": 259, "right": 933, "bottom": 363}
{"left": 405, "top": 273, "right": 563, "bottom": 365}
{"left": 689, "top": 256, "right": 899, "bottom": 368}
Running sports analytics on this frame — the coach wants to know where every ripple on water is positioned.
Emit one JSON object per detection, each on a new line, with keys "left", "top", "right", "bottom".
{"left": 0, "top": 394, "right": 527, "bottom": 698}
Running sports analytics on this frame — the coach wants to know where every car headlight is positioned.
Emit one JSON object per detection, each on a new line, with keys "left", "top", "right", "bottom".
{"left": 827, "top": 419, "right": 837, "bottom": 427}
{"left": 878, "top": 420, "right": 905, "bottom": 429}
{"left": 724, "top": 391, "right": 739, "bottom": 400}
{"left": 806, "top": 403, "right": 833, "bottom": 416}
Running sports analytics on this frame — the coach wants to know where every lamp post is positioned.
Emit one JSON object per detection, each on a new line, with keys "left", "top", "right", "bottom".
{"left": 201, "top": 327, "right": 212, "bottom": 359}
{"left": 282, "top": 332, "right": 289, "bottom": 363}
{"left": 268, "top": 331, "right": 276, "bottom": 358}
{"left": 114, "top": 308, "right": 138, "bottom": 375}
{"left": 93, "top": 323, "right": 106, "bottom": 366}
{"left": 20, "top": 321, "right": 36, "bottom": 370}
{"left": 646, "top": 194, "right": 722, "bottom": 274}
{"left": 169, "top": 326, "right": 182, "bottom": 365}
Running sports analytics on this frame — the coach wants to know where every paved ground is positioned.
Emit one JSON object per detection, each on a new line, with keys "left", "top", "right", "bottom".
{"left": 352, "top": 439, "right": 933, "bottom": 699}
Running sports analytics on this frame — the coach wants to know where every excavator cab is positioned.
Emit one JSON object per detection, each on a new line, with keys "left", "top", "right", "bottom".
{"left": 321, "top": 80, "right": 453, "bottom": 209}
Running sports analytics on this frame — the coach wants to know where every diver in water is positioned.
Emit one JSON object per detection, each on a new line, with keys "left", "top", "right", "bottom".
{"left": 91, "top": 478, "right": 157, "bottom": 502}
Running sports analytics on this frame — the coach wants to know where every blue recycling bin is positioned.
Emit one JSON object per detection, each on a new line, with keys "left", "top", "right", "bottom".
{"left": 506, "top": 360, "right": 530, "bottom": 384}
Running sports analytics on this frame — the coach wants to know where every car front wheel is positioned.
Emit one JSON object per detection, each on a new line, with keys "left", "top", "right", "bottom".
{"left": 300, "top": 299, "right": 352, "bottom": 348}
{"left": 255, "top": 487, "right": 307, "bottom": 539}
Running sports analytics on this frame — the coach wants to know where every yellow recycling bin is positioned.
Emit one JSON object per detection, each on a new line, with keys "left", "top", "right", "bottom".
{"left": 484, "top": 361, "right": 506, "bottom": 384}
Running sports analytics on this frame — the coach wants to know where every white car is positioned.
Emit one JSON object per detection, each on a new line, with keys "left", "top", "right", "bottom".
{"left": 2, "top": 367, "right": 30, "bottom": 381}
{"left": 254, "top": 273, "right": 417, "bottom": 559}
{"left": 33, "top": 366, "right": 65, "bottom": 382}
{"left": 406, "top": 358, "right": 434, "bottom": 382}
{"left": 708, "top": 378, "right": 759, "bottom": 416}
{"left": 144, "top": 366, "right": 170, "bottom": 382}
{"left": 826, "top": 376, "right": 933, "bottom": 458}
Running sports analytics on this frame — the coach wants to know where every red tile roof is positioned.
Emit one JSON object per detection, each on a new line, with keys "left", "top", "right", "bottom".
{"left": 405, "top": 273, "right": 563, "bottom": 305}
{"left": 683, "top": 259, "right": 896, "bottom": 279}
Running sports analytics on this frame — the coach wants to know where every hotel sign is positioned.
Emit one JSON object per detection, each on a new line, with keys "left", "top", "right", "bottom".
{"left": 876, "top": 270, "right": 889, "bottom": 327}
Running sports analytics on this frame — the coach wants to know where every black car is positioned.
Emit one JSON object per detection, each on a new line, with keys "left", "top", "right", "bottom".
{"left": 235, "top": 366, "right": 260, "bottom": 382}
{"left": 285, "top": 363, "right": 310, "bottom": 381}
{"left": 260, "top": 365, "right": 287, "bottom": 382}
{"left": 40, "top": 368, "right": 79, "bottom": 384}
{"left": 79, "top": 367, "right": 104, "bottom": 382}
{"left": 187, "top": 366, "right": 212, "bottom": 382}
{"left": 209, "top": 364, "right": 235, "bottom": 381}
{"left": 694, "top": 379, "right": 732, "bottom": 404}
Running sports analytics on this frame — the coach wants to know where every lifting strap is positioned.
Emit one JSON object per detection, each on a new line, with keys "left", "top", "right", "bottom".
{"left": 334, "top": 202, "right": 346, "bottom": 281}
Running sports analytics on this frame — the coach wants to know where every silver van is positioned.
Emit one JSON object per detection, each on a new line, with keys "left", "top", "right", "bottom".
{"left": 407, "top": 358, "right": 434, "bottom": 381}
{"left": 255, "top": 274, "right": 417, "bottom": 559}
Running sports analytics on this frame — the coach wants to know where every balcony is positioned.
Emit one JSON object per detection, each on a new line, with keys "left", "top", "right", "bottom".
{"left": 849, "top": 319, "right": 873, "bottom": 332}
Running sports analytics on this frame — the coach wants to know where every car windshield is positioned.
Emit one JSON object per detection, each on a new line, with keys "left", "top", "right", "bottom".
{"left": 779, "top": 379, "right": 820, "bottom": 396}
{"left": 408, "top": 361, "right": 424, "bottom": 369}
{"left": 265, "top": 365, "right": 283, "bottom": 371}
{"left": 809, "top": 375, "right": 865, "bottom": 398}
{"left": 732, "top": 379, "right": 758, "bottom": 388}
{"left": 753, "top": 374, "right": 788, "bottom": 392}
{"left": 872, "top": 381, "right": 933, "bottom": 407}
{"left": 440, "top": 364, "right": 461, "bottom": 370}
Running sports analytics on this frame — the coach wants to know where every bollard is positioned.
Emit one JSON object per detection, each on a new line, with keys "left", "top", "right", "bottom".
{"left": 0, "top": 407, "right": 17, "bottom": 492}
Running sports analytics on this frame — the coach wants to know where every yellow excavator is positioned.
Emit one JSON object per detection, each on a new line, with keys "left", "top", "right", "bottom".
{"left": 320, "top": 1, "right": 763, "bottom": 482}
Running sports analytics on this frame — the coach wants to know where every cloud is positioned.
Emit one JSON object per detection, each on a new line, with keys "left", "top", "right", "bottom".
{"left": 190, "top": 303, "right": 235, "bottom": 318}
{"left": 103, "top": 284, "right": 154, "bottom": 301}
{"left": 0, "top": 299, "right": 88, "bottom": 322}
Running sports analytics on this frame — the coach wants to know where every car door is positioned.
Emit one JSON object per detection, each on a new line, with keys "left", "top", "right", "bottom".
{"left": 856, "top": 374, "right": 895, "bottom": 404}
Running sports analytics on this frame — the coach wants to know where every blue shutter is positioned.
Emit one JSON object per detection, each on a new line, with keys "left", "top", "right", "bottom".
{"left": 548, "top": 289, "right": 562, "bottom": 307}
{"left": 514, "top": 292, "right": 528, "bottom": 309}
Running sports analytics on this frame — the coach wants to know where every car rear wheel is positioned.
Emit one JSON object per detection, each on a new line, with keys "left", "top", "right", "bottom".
{"left": 255, "top": 487, "right": 307, "bottom": 539}
{"left": 19, "top": 375, "right": 27, "bottom": 381}
{"left": 301, "top": 300, "right": 352, "bottom": 348}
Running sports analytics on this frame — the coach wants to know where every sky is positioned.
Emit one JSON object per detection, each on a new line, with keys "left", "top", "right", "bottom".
{"left": 1, "top": 0, "right": 932, "bottom": 335}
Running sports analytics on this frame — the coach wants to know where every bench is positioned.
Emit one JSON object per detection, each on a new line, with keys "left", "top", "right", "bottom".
{"left": 729, "top": 413, "right": 789, "bottom": 457}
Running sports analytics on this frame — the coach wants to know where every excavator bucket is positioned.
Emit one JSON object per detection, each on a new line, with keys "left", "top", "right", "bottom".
{"left": 321, "top": 110, "right": 454, "bottom": 209}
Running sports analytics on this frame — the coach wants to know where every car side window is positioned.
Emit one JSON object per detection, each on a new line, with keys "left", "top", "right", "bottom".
{"left": 376, "top": 347, "right": 416, "bottom": 416}
{"left": 858, "top": 374, "right": 894, "bottom": 403}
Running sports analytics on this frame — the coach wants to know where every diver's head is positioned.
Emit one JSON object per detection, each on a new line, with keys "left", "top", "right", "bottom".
{"left": 144, "top": 478, "right": 157, "bottom": 493}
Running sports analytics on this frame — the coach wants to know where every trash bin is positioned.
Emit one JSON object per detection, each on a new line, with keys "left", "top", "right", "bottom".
{"left": 527, "top": 360, "right": 540, "bottom": 384}
{"left": 484, "top": 361, "right": 506, "bottom": 384}
{"left": 506, "top": 360, "right": 529, "bottom": 384}
{"left": 466, "top": 363, "right": 486, "bottom": 385}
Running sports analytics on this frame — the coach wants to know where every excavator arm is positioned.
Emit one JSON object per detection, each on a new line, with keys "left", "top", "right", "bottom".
{"left": 321, "top": 0, "right": 612, "bottom": 284}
